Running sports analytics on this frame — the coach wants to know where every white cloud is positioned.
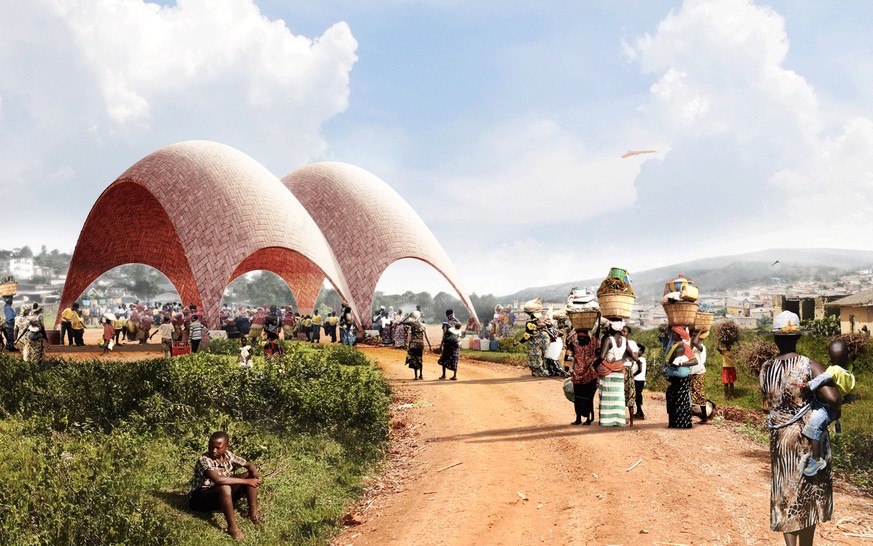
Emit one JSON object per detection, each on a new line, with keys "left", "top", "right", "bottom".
{"left": 0, "top": 0, "right": 357, "bottom": 246}
{"left": 626, "top": 0, "right": 873, "bottom": 251}
{"left": 428, "top": 117, "right": 663, "bottom": 226}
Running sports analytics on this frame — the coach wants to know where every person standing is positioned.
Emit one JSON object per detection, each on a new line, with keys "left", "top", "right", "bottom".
{"left": 339, "top": 303, "right": 356, "bottom": 346}
{"left": 689, "top": 330, "right": 709, "bottom": 423}
{"left": 21, "top": 317, "right": 48, "bottom": 363}
{"left": 189, "top": 315, "right": 207, "bottom": 353}
{"left": 393, "top": 309, "right": 407, "bottom": 349}
{"left": 438, "top": 309, "right": 461, "bottom": 380}
{"left": 326, "top": 312, "right": 339, "bottom": 343}
{"left": 760, "top": 311, "right": 837, "bottom": 546}
{"left": 518, "top": 299, "right": 549, "bottom": 377}
{"left": 311, "top": 310, "right": 322, "bottom": 344}
{"left": 567, "top": 327, "right": 600, "bottom": 425}
{"left": 633, "top": 344, "right": 648, "bottom": 420}
{"left": 664, "top": 326, "right": 697, "bottom": 429}
{"left": 101, "top": 317, "right": 116, "bottom": 356}
{"left": 3, "top": 296, "right": 17, "bottom": 351}
{"left": 150, "top": 315, "right": 175, "bottom": 358}
{"left": 59, "top": 302, "right": 79, "bottom": 346}
{"left": 282, "top": 307, "right": 295, "bottom": 341}
{"left": 719, "top": 341, "right": 738, "bottom": 400}
{"left": 70, "top": 305, "right": 86, "bottom": 346}
{"left": 401, "top": 310, "right": 431, "bottom": 380}
{"left": 597, "top": 320, "right": 631, "bottom": 427}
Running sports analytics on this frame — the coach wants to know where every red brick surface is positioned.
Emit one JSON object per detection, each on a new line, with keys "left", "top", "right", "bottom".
{"left": 282, "top": 162, "right": 478, "bottom": 328}
{"left": 59, "top": 141, "right": 353, "bottom": 327}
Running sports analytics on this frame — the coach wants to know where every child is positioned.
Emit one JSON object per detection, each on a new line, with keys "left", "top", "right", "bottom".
{"left": 801, "top": 339, "right": 856, "bottom": 476}
{"left": 189, "top": 431, "right": 262, "bottom": 540}
{"left": 633, "top": 344, "right": 647, "bottom": 420}
{"left": 717, "top": 341, "right": 737, "bottom": 400}
{"left": 239, "top": 336, "right": 253, "bottom": 367}
{"left": 149, "top": 315, "right": 175, "bottom": 358}
{"left": 100, "top": 317, "right": 116, "bottom": 355}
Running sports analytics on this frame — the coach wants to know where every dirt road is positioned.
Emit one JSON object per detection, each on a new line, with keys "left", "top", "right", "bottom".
{"left": 336, "top": 347, "right": 872, "bottom": 546}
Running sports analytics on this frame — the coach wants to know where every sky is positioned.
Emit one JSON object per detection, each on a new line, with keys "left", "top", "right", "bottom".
{"left": 2, "top": 0, "right": 873, "bottom": 297}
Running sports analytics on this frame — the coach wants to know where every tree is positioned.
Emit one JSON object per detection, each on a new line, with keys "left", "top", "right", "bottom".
{"left": 131, "top": 278, "right": 160, "bottom": 301}
{"left": 16, "top": 246, "right": 33, "bottom": 258}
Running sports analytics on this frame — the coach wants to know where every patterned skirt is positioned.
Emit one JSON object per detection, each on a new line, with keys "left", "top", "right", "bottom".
{"left": 598, "top": 371, "right": 626, "bottom": 427}
{"left": 406, "top": 345, "right": 423, "bottom": 370}
{"left": 690, "top": 373, "right": 706, "bottom": 405}
{"left": 438, "top": 342, "right": 459, "bottom": 371}
{"left": 624, "top": 367, "right": 636, "bottom": 408}
{"left": 666, "top": 376, "right": 692, "bottom": 429}
{"left": 526, "top": 333, "right": 548, "bottom": 376}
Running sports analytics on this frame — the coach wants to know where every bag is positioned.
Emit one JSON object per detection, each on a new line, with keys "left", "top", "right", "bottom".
{"left": 444, "top": 323, "right": 461, "bottom": 344}
{"left": 563, "top": 377, "right": 575, "bottom": 402}
{"left": 108, "top": 339, "right": 115, "bottom": 351}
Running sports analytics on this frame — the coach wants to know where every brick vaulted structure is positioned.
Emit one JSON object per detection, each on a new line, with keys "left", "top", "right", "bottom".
{"left": 58, "top": 141, "right": 357, "bottom": 328}
{"left": 282, "top": 162, "right": 479, "bottom": 329}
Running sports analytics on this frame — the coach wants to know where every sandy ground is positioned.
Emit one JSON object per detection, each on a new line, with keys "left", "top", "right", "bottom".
{"left": 333, "top": 347, "right": 873, "bottom": 546}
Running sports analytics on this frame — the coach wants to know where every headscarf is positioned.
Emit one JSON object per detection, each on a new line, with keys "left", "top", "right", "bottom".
{"left": 671, "top": 326, "right": 690, "bottom": 341}
{"left": 608, "top": 319, "right": 625, "bottom": 332}
{"left": 411, "top": 310, "right": 421, "bottom": 320}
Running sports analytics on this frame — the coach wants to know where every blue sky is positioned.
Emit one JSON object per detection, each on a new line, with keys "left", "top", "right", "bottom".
{"left": 2, "top": 1, "right": 873, "bottom": 296}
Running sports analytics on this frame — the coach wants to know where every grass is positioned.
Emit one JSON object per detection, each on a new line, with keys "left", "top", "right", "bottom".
{"left": 0, "top": 346, "right": 391, "bottom": 545}
{"left": 460, "top": 349, "right": 526, "bottom": 366}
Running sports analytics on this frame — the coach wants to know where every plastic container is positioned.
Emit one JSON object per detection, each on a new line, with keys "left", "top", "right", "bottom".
{"left": 490, "top": 339, "right": 499, "bottom": 351}
{"left": 461, "top": 336, "right": 472, "bottom": 350}
{"left": 479, "top": 339, "right": 490, "bottom": 351}
{"left": 546, "top": 339, "right": 563, "bottom": 360}
{"left": 609, "top": 267, "right": 629, "bottom": 282}
{"left": 472, "top": 338, "right": 480, "bottom": 350}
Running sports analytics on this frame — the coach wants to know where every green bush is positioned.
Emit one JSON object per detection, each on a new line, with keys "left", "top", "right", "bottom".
{"left": 497, "top": 335, "right": 525, "bottom": 354}
{"left": 202, "top": 337, "right": 242, "bottom": 356}
{"left": 316, "top": 344, "right": 372, "bottom": 367}
{"left": 0, "top": 349, "right": 391, "bottom": 545}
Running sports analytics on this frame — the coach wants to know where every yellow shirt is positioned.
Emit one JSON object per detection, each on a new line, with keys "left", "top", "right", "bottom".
{"left": 304, "top": 319, "right": 313, "bottom": 327}
{"left": 312, "top": 315, "right": 323, "bottom": 326}
{"left": 326, "top": 316, "right": 339, "bottom": 326}
{"left": 721, "top": 351, "right": 735, "bottom": 369}
{"left": 70, "top": 314, "right": 85, "bottom": 330}
{"left": 61, "top": 308, "right": 78, "bottom": 324}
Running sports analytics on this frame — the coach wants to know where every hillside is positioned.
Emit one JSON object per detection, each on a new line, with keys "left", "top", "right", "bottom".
{"left": 500, "top": 248, "right": 873, "bottom": 302}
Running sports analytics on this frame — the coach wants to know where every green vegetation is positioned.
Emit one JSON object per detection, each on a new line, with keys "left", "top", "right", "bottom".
{"left": 633, "top": 327, "right": 872, "bottom": 491}
{"left": 460, "top": 349, "right": 526, "bottom": 366}
{"left": 0, "top": 346, "right": 390, "bottom": 545}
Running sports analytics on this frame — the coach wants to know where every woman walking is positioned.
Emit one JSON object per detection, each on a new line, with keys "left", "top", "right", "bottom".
{"left": 567, "top": 327, "right": 600, "bottom": 425}
{"left": 438, "top": 309, "right": 461, "bottom": 380}
{"left": 664, "top": 326, "right": 697, "bottom": 429}
{"left": 22, "top": 316, "right": 48, "bottom": 363}
{"left": 760, "top": 311, "right": 837, "bottom": 545}
{"left": 519, "top": 299, "right": 549, "bottom": 377}
{"left": 689, "top": 329, "right": 709, "bottom": 423}
{"left": 393, "top": 309, "right": 407, "bottom": 349}
{"left": 402, "top": 310, "right": 431, "bottom": 380}
{"left": 597, "top": 320, "right": 630, "bottom": 427}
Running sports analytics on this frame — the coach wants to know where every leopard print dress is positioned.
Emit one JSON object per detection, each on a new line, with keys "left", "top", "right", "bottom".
{"left": 760, "top": 355, "right": 833, "bottom": 532}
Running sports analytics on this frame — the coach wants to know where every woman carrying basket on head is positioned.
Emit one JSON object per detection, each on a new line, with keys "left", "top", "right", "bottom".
{"left": 597, "top": 319, "right": 631, "bottom": 427}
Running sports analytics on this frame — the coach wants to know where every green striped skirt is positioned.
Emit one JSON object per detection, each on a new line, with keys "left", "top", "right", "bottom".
{"left": 598, "top": 370, "right": 626, "bottom": 427}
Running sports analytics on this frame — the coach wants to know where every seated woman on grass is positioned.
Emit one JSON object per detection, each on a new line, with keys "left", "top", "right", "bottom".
{"left": 189, "top": 431, "right": 263, "bottom": 540}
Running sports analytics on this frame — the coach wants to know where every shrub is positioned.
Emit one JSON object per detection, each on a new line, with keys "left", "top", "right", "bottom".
{"left": 316, "top": 344, "right": 371, "bottom": 367}
{"left": 497, "top": 336, "right": 525, "bottom": 354}
{"left": 202, "top": 337, "right": 242, "bottom": 356}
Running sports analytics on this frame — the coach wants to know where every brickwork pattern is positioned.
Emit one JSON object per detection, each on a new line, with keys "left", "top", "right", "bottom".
{"left": 59, "top": 141, "right": 353, "bottom": 327}
{"left": 282, "top": 162, "right": 478, "bottom": 328}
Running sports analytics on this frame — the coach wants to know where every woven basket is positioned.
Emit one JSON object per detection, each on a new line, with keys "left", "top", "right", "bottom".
{"left": 0, "top": 281, "right": 17, "bottom": 297}
{"left": 693, "top": 312, "right": 714, "bottom": 332}
{"left": 568, "top": 310, "right": 599, "bottom": 330}
{"left": 664, "top": 301, "right": 698, "bottom": 326}
{"left": 598, "top": 293, "right": 634, "bottom": 319}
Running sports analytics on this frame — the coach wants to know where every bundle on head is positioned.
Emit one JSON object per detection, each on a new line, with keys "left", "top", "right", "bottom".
{"left": 739, "top": 338, "right": 779, "bottom": 375}
{"left": 596, "top": 277, "right": 635, "bottom": 297}
{"left": 715, "top": 320, "right": 741, "bottom": 348}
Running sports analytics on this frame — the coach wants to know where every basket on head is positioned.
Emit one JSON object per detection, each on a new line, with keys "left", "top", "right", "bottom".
{"left": 0, "top": 281, "right": 18, "bottom": 297}
{"left": 664, "top": 301, "right": 698, "bottom": 326}
{"left": 598, "top": 293, "right": 634, "bottom": 319}
{"left": 693, "top": 312, "right": 714, "bottom": 333}
{"left": 568, "top": 310, "right": 599, "bottom": 330}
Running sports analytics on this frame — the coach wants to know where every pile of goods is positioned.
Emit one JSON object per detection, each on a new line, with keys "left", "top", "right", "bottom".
{"left": 0, "top": 275, "right": 17, "bottom": 297}
{"left": 715, "top": 320, "right": 740, "bottom": 348}
{"left": 565, "top": 287, "right": 600, "bottom": 330}
{"left": 661, "top": 275, "right": 698, "bottom": 327}
{"left": 597, "top": 267, "right": 635, "bottom": 319}
{"left": 694, "top": 303, "right": 715, "bottom": 333}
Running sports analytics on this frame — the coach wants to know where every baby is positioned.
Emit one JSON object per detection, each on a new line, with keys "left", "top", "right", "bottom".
{"left": 238, "top": 336, "right": 253, "bottom": 368}
{"left": 801, "top": 339, "right": 857, "bottom": 476}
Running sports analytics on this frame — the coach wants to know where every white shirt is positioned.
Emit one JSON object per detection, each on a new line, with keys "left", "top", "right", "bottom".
{"left": 690, "top": 344, "right": 707, "bottom": 375}
{"left": 633, "top": 356, "right": 647, "bottom": 381}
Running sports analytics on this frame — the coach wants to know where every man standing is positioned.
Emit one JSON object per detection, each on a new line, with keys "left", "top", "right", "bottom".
{"left": 311, "top": 310, "right": 323, "bottom": 344}
{"left": 60, "top": 302, "right": 80, "bottom": 345}
{"left": 3, "top": 297, "right": 16, "bottom": 351}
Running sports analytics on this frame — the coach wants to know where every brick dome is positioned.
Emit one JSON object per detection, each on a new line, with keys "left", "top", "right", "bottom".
{"left": 282, "top": 162, "right": 478, "bottom": 328}
{"left": 58, "top": 141, "right": 356, "bottom": 327}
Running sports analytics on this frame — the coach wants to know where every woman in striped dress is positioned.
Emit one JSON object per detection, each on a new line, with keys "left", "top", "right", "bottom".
{"left": 760, "top": 311, "right": 838, "bottom": 545}
{"left": 597, "top": 320, "right": 629, "bottom": 427}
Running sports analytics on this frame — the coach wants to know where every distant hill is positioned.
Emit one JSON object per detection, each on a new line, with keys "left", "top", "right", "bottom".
{"left": 499, "top": 248, "right": 873, "bottom": 303}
